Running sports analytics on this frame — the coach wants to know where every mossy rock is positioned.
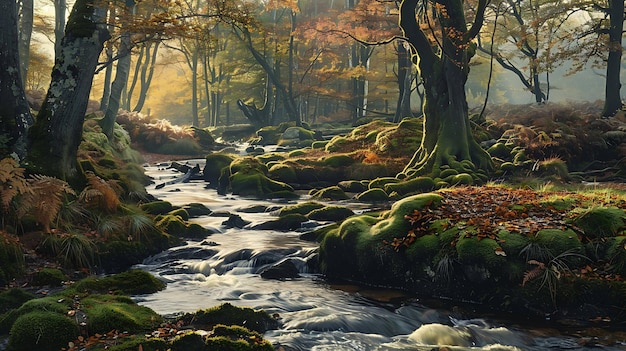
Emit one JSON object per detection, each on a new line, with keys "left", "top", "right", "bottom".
{"left": 487, "top": 142, "right": 510, "bottom": 158}
{"left": 192, "top": 127, "right": 215, "bottom": 147}
{"left": 230, "top": 170, "right": 296, "bottom": 199}
{"left": 171, "top": 332, "right": 206, "bottom": 351}
{"left": 107, "top": 338, "right": 169, "bottom": 351}
{"left": 31, "top": 268, "right": 68, "bottom": 287}
{"left": 139, "top": 200, "right": 175, "bottom": 215}
{"left": 230, "top": 157, "right": 268, "bottom": 175}
{"left": 535, "top": 228, "right": 583, "bottom": 257}
{"left": 368, "top": 177, "right": 399, "bottom": 189}
{"left": 356, "top": 188, "right": 389, "bottom": 202}
{"left": 268, "top": 163, "right": 298, "bottom": 183}
{"left": 86, "top": 300, "right": 162, "bottom": 334}
{"left": 180, "top": 303, "right": 279, "bottom": 333}
{"left": 312, "top": 140, "right": 329, "bottom": 149}
{"left": 500, "top": 162, "right": 516, "bottom": 173}
{"left": 447, "top": 173, "right": 474, "bottom": 186}
{"left": 203, "top": 153, "right": 236, "bottom": 184}
{"left": 72, "top": 269, "right": 165, "bottom": 295}
{"left": 278, "top": 202, "right": 325, "bottom": 216}
{"left": 307, "top": 206, "right": 355, "bottom": 222}
{"left": 497, "top": 230, "right": 531, "bottom": 257}
{"left": 536, "top": 158, "right": 569, "bottom": 178}
{"left": 338, "top": 180, "right": 368, "bottom": 193}
{"left": 288, "top": 149, "right": 307, "bottom": 157}
{"left": 571, "top": 207, "right": 626, "bottom": 239}
{"left": 324, "top": 135, "right": 350, "bottom": 152}
{"left": 319, "top": 216, "right": 376, "bottom": 277}
{"left": 384, "top": 177, "right": 435, "bottom": 196}
{"left": 183, "top": 203, "right": 212, "bottom": 217}
{"left": 405, "top": 234, "right": 441, "bottom": 264}
{"left": 252, "top": 213, "right": 308, "bottom": 231}
{"left": 205, "top": 325, "right": 274, "bottom": 351}
{"left": 279, "top": 126, "right": 315, "bottom": 142}
{"left": 310, "top": 186, "right": 349, "bottom": 200}
{"left": 156, "top": 214, "right": 188, "bottom": 236}
{"left": 455, "top": 236, "right": 507, "bottom": 270}
{"left": 255, "top": 153, "right": 285, "bottom": 164}
{"left": 320, "top": 154, "right": 355, "bottom": 168}
{"left": 156, "top": 138, "right": 202, "bottom": 155}
{"left": 0, "top": 289, "right": 35, "bottom": 315}
{"left": 8, "top": 311, "right": 77, "bottom": 351}
{"left": 168, "top": 208, "right": 190, "bottom": 221}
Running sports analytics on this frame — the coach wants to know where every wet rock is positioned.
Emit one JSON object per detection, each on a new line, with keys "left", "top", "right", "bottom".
{"left": 222, "top": 214, "right": 251, "bottom": 229}
{"left": 260, "top": 260, "right": 300, "bottom": 280}
{"left": 237, "top": 205, "right": 269, "bottom": 213}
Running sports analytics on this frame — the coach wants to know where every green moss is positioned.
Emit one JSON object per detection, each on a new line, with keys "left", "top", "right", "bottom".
{"left": 406, "top": 234, "right": 441, "bottom": 263}
{"left": 535, "top": 228, "right": 583, "bottom": 256}
{"left": 571, "top": 206, "right": 626, "bottom": 239}
{"left": 255, "top": 214, "right": 308, "bottom": 231}
{"left": 206, "top": 325, "right": 274, "bottom": 351}
{"left": 72, "top": 269, "right": 165, "bottom": 295}
{"left": 312, "top": 140, "right": 329, "bottom": 149}
{"left": 487, "top": 142, "right": 510, "bottom": 158}
{"left": 181, "top": 303, "right": 279, "bottom": 333}
{"left": 356, "top": 188, "right": 389, "bottom": 202}
{"left": 384, "top": 177, "right": 435, "bottom": 196}
{"left": 140, "top": 200, "right": 175, "bottom": 215}
{"left": 536, "top": 158, "right": 569, "bottom": 178}
{"left": 230, "top": 157, "right": 268, "bottom": 175}
{"left": 0, "top": 289, "right": 35, "bottom": 315}
{"left": 107, "top": 338, "right": 169, "bottom": 351}
{"left": 278, "top": 202, "right": 325, "bottom": 216}
{"left": 156, "top": 214, "right": 188, "bottom": 236}
{"left": 86, "top": 300, "right": 161, "bottom": 334}
{"left": 268, "top": 163, "right": 298, "bottom": 183}
{"left": 497, "top": 230, "right": 530, "bottom": 257}
{"left": 204, "top": 153, "right": 236, "bottom": 184}
{"left": 256, "top": 153, "right": 285, "bottom": 164}
{"left": 320, "top": 154, "right": 355, "bottom": 168}
{"left": 439, "top": 168, "right": 459, "bottom": 178}
{"left": 368, "top": 177, "right": 399, "bottom": 189}
{"left": 8, "top": 311, "right": 77, "bottom": 351}
{"left": 169, "top": 208, "right": 190, "bottom": 221}
{"left": 183, "top": 203, "right": 212, "bottom": 217}
{"left": 307, "top": 206, "right": 354, "bottom": 222}
{"left": 31, "top": 268, "right": 68, "bottom": 287}
{"left": 230, "top": 170, "right": 295, "bottom": 199}
{"left": 324, "top": 135, "right": 350, "bottom": 152}
{"left": 0, "top": 236, "right": 24, "bottom": 285}
{"left": 456, "top": 237, "right": 506, "bottom": 269}
{"left": 449, "top": 173, "right": 474, "bottom": 186}
{"left": 310, "top": 186, "right": 349, "bottom": 200}
{"left": 171, "top": 332, "right": 206, "bottom": 351}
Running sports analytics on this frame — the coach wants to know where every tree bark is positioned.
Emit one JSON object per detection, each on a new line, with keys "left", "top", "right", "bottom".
{"left": 54, "top": 0, "right": 66, "bottom": 59}
{"left": 400, "top": 0, "right": 493, "bottom": 179}
{"left": 27, "top": 0, "right": 109, "bottom": 181}
{"left": 18, "top": 0, "right": 34, "bottom": 87}
{"left": 101, "top": 30, "right": 132, "bottom": 138}
{"left": 602, "top": 0, "right": 624, "bottom": 117}
{"left": 394, "top": 41, "right": 413, "bottom": 122}
{"left": 0, "top": 0, "right": 34, "bottom": 160}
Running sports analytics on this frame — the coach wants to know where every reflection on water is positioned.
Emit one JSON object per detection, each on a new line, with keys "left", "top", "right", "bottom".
{"left": 134, "top": 162, "right": 626, "bottom": 350}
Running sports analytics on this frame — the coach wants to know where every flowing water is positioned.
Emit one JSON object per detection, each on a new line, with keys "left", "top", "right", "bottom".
{"left": 133, "top": 159, "right": 626, "bottom": 351}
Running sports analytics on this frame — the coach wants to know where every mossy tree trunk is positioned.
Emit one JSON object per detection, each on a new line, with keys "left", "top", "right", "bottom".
{"left": 26, "top": 0, "right": 109, "bottom": 181}
{"left": 399, "top": 0, "right": 493, "bottom": 179}
{"left": 0, "top": 0, "right": 34, "bottom": 160}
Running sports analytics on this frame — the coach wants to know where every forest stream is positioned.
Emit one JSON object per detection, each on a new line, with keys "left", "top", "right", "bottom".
{"left": 132, "top": 157, "right": 626, "bottom": 351}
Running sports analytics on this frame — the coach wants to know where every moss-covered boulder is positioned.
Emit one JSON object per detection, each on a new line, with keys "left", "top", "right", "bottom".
{"left": 85, "top": 297, "right": 162, "bottom": 334}
{"left": 319, "top": 154, "right": 355, "bottom": 168}
{"left": 139, "top": 200, "right": 175, "bottom": 215}
{"left": 268, "top": 163, "right": 298, "bottom": 183}
{"left": 252, "top": 213, "right": 308, "bottom": 231}
{"left": 307, "top": 206, "right": 355, "bottom": 222}
{"left": 368, "top": 177, "right": 399, "bottom": 189}
{"left": 71, "top": 269, "right": 165, "bottom": 295}
{"left": 338, "top": 180, "right": 368, "bottom": 193}
{"left": 171, "top": 332, "right": 206, "bottom": 351}
{"left": 278, "top": 202, "right": 325, "bottom": 216}
{"left": 31, "top": 268, "right": 68, "bottom": 287}
{"left": 203, "top": 153, "right": 236, "bottom": 185}
{"left": 8, "top": 311, "right": 78, "bottom": 351}
{"left": 310, "top": 186, "right": 349, "bottom": 200}
{"left": 356, "top": 188, "right": 389, "bottom": 202}
{"left": 180, "top": 303, "right": 280, "bottom": 333}
{"left": 230, "top": 170, "right": 296, "bottom": 199}
{"left": 535, "top": 228, "right": 583, "bottom": 257}
{"left": 182, "top": 203, "right": 213, "bottom": 217}
{"left": 0, "top": 289, "right": 35, "bottom": 314}
{"left": 107, "top": 338, "right": 169, "bottom": 351}
{"left": 571, "top": 207, "right": 626, "bottom": 239}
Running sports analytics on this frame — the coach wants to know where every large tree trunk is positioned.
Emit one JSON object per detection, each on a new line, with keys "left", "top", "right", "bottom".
{"left": 602, "top": 0, "right": 624, "bottom": 117}
{"left": 400, "top": 0, "right": 492, "bottom": 179}
{"left": 18, "top": 0, "right": 34, "bottom": 87}
{"left": 0, "top": 0, "right": 34, "bottom": 160}
{"left": 27, "top": 0, "right": 109, "bottom": 181}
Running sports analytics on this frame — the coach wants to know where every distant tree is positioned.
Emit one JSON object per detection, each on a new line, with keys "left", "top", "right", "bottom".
{"left": 0, "top": 0, "right": 34, "bottom": 160}
{"left": 18, "top": 0, "right": 34, "bottom": 87}
{"left": 600, "top": 0, "right": 624, "bottom": 116}
{"left": 399, "top": 0, "right": 493, "bottom": 178}
{"left": 27, "top": 0, "right": 110, "bottom": 181}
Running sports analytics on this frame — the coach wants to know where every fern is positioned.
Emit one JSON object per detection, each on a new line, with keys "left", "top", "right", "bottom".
{"left": 19, "top": 174, "right": 76, "bottom": 233}
{"left": 79, "top": 172, "right": 121, "bottom": 212}
{"left": 0, "top": 158, "right": 30, "bottom": 213}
